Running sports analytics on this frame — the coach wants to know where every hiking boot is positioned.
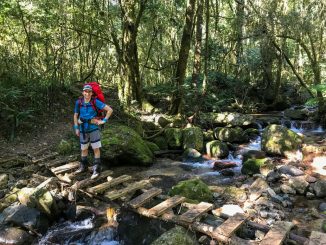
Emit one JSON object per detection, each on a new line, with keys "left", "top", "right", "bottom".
{"left": 90, "top": 164, "right": 100, "bottom": 179}
{"left": 75, "top": 162, "right": 87, "bottom": 173}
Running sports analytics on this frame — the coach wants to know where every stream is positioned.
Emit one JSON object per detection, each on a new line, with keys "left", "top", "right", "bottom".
{"left": 37, "top": 119, "right": 325, "bottom": 245}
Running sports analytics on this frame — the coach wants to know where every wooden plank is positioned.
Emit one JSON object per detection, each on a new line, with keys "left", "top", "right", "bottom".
{"left": 105, "top": 180, "right": 150, "bottom": 200}
{"left": 147, "top": 195, "right": 186, "bottom": 217}
{"left": 87, "top": 175, "right": 132, "bottom": 193}
{"left": 308, "top": 231, "right": 326, "bottom": 245}
{"left": 129, "top": 187, "right": 162, "bottom": 208}
{"left": 51, "top": 161, "right": 79, "bottom": 174}
{"left": 179, "top": 202, "right": 213, "bottom": 223}
{"left": 260, "top": 221, "right": 294, "bottom": 245}
{"left": 211, "top": 213, "right": 247, "bottom": 242}
{"left": 71, "top": 170, "right": 113, "bottom": 190}
{"left": 33, "top": 152, "right": 59, "bottom": 164}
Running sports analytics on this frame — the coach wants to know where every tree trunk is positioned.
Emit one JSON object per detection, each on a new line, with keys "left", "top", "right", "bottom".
{"left": 202, "top": 0, "right": 210, "bottom": 94}
{"left": 169, "top": 0, "right": 196, "bottom": 115}
{"left": 118, "top": 0, "right": 147, "bottom": 107}
{"left": 235, "top": 0, "right": 245, "bottom": 76}
{"left": 191, "top": 1, "right": 203, "bottom": 95}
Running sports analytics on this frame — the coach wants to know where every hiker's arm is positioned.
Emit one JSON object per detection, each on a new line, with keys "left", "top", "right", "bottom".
{"left": 98, "top": 105, "right": 113, "bottom": 125}
{"left": 73, "top": 113, "right": 80, "bottom": 136}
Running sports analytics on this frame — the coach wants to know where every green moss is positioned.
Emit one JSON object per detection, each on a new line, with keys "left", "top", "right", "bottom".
{"left": 261, "top": 124, "right": 303, "bottom": 156}
{"left": 182, "top": 127, "right": 203, "bottom": 151}
{"left": 146, "top": 141, "right": 160, "bottom": 153}
{"left": 169, "top": 178, "right": 213, "bottom": 203}
{"left": 101, "top": 123, "right": 154, "bottom": 166}
{"left": 165, "top": 128, "right": 183, "bottom": 149}
{"left": 151, "top": 226, "right": 197, "bottom": 245}
{"left": 241, "top": 158, "right": 268, "bottom": 175}
{"left": 152, "top": 136, "right": 168, "bottom": 150}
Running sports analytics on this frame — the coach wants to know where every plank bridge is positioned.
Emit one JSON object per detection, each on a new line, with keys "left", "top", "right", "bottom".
{"left": 34, "top": 154, "right": 326, "bottom": 245}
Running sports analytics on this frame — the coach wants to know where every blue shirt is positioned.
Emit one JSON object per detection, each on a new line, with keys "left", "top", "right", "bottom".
{"left": 74, "top": 98, "right": 106, "bottom": 132}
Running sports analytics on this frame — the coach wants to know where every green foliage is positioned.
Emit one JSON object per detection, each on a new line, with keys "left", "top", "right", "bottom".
{"left": 0, "top": 86, "right": 34, "bottom": 140}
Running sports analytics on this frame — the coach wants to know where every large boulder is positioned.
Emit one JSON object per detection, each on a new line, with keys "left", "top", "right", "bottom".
{"left": 206, "top": 140, "right": 229, "bottom": 158}
{"left": 165, "top": 128, "right": 183, "bottom": 149}
{"left": 214, "top": 127, "right": 248, "bottom": 143}
{"left": 0, "top": 226, "right": 33, "bottom": 245}
{"left": 169, "top": 178, "right": 213, "bottom": 203}
{"left": 199, "top": 112, "right": 255, "bottom": 128}
{"left": 17, "top": 187, "right": 58, "bottom": 217}
{"left": 2, "top": 205, "right": 49, "bottom": 234}
{"left": 0, "top": 174, "right": 8, "bottom": 189}
{"left": 241, "top": 158, "right": 269, "bottom": 175}
{"left": 284, "top": 108, "right": 309, "bottom": 120}
{"left": 182, "top": 126, "right": 203, "bottom": 151}
{"left": 261, "top": 124, "right": 303, "bottom": 156}
{"left": 101, "top": 123, "right": 154, "bottom": 166}
{"left": 151, "top": 226, "right": 198, "bottom": 245}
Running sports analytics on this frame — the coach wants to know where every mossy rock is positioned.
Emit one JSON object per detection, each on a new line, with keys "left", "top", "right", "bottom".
{"left": 151, "top": 136, "right": 168, "bottom": 150}
{"left": 101, "top": 123, "right": 154, "bottom": 166}
{"left": 182, "top": 127, "right": 203, "bottom": 151}
{"left": 261, "top": 124, "right": 303, "bottom": 156}
{"left": 56, "top": 139, "right": 74, "bottom": 155}
{"left": 146, "top": 141, "right": 160, "bottom": 153}
{"left": 165, "top": 128, "right": 183, "bottom": 149}
{"left": 244, "top": 128, "right": 260, "bottom": 139}
{"left": 206, "top": 140, "right": 229, "bottom": 158}
{"left": 214, "top": 127, "right": 248, "bottom": 143}
{"left": 222, "top": 186, "right": 247, "bottom": 202}
{"left": 151, "top": 226, "right": 198, "bottom": 245}
{"left": 241, "top": 158, "right": 268, "bottom": 175}
{"left": 169, "top": 178, "right": 213, "bottom": 203}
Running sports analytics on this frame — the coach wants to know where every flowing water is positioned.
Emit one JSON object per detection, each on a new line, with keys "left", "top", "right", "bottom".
{"left": 38, "top": 118, "right": 325, "bottom": 244}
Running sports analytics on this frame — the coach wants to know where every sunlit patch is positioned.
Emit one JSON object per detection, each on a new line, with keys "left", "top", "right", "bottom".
{"left": 311, "top": 156, "right": 326, "bottom": 176}
{"left": 284, "top": 150, "right": 303, "bottom": 162}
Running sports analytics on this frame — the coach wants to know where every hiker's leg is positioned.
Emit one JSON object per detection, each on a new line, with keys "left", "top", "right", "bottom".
{"left": 90, "top": 130, "right": 102, "bottom": 179}
{"left": 76, "top": 133, "right": 90, "bottom": 173}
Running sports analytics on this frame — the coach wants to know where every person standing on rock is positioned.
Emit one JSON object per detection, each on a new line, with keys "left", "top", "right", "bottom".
{"left": 73, "top": 84, "right": 113, "bottom": 179}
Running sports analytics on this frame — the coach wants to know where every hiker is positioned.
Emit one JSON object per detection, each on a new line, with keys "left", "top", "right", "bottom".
{"left": 73, "top": 84, "right": 113, "bottom": 179}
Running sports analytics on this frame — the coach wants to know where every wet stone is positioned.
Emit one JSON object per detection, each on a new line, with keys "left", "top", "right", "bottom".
{"left": 319, "top": 202, "right": 326, "bottom": 212}
{"left": 278, "top": 165, "right": 304, "bottom": 176}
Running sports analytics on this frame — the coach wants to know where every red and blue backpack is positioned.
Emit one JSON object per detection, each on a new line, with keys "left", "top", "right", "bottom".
{"left": 78, "top": 82, "right": 106, "bottom": 119}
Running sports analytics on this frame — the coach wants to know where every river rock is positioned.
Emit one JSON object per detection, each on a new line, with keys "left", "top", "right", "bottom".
{"left": 157, "top": 116, "right": 171, "bottom": 128}
{"left": 248, "top": 178, "right": 269, "bottom": 201}
{"left": 218, "top": 204, "right": 244, "bottom": 217}
{"left": 2, "top": 204, "right": 49, "bottom": 234}
{"left": 151, "top": 226, "right": 198, "bottom": 245}
{"left": 242, "top": 150, "right": 266, "bottom": 163}
{"left": 199, "top": 112, "right": 256, "bottom": 128}
{"left": 169, "top": 178, "right": 213, "bottom": 203}
{"left": 261, "top": 124, "right": 303, "bottom": 156}
{"left": 0, "top": 226, "right": 33, "bottom": 245}
{"left": 182, "top": 148, "right": 201, "bottom": 160}
{"left": 182, "top": 126, "right": 203, "bottom": 151}
{"left": 280, "top": 184, "right": 296, "bottom": 194}
{"left": 164, "top": 128, "right": 183, "bottom": 150}
{"left": 214, "top": 127, "right": 248, "bottom": 143}
{"left": 312, "top": 180, "right": 326, "bottom": 198}
{"left": 0, "top": 174, "right": 8, "bottom": 189}
{"left": 288, "top": 176, "right": 309, "bottom": 194}
{"left": 284, "top": 108, "right": 309, "bottom": 120}
{"left": 319, "top": 202, "right": 326, "bottom": 212}
{"left": 213, "top": 161, "right": 237, "bottom": 170}
{"left": 241, "top": 158, "right": 268, "bottom": 175}
{"left": 206, "top": 140, "right": 229, "bottom": 158}
{"left": 278, "top": 165, "right": 304, "bottom": 176}
{"left": 17, "top": 187, "right": 57, "bottom": 217}
{"left": 101, "top": 123, "right": 154, "bottom": 166}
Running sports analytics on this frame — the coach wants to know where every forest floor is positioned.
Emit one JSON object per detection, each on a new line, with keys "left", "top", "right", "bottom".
{"left": 0, "top": 107, "right": 72, "bottom": 157}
